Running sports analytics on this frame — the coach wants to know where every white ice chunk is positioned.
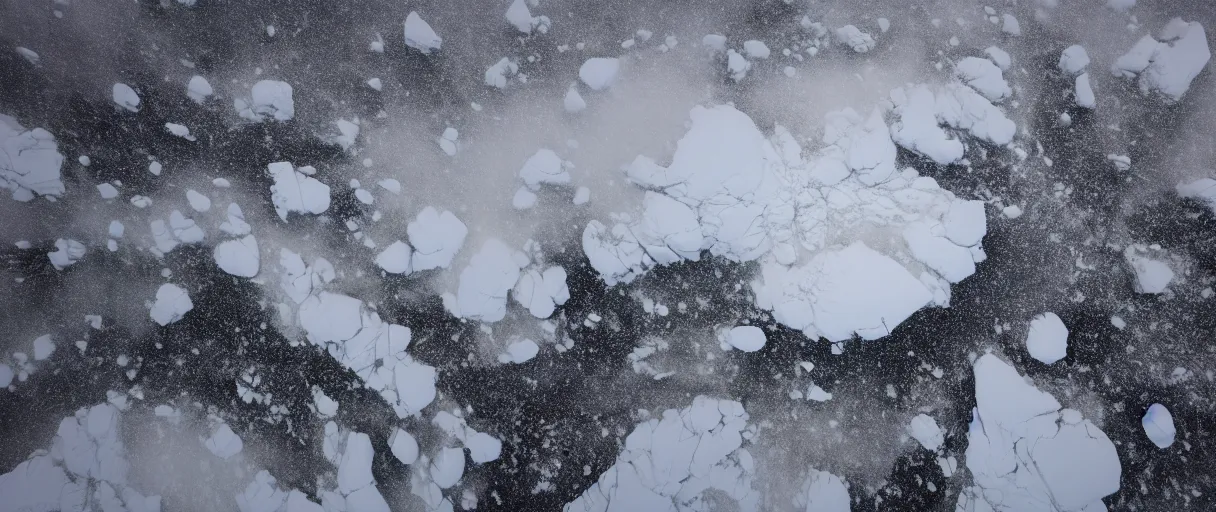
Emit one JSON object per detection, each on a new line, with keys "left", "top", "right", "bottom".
{"left": 578, "top": 58, "right": 621, "bottom": 91}
{"left": 220, "top": 203, "right": 252, "bottom": 236}
{"left": 236, "top": 80, "right": 294, "bottom": 122}
{"left": 504, "top": 0, "right": 549, "bottom": 34}
{"left": 15, "top": 46, "right": 39, "bottom": 65}
{"left": 203, "top": 423, "right": 244, "bottom": 460}
{"left": 408, "top": 207, "right": 468, "bottom": 271}
{"left": 150, "top": 283, "right": 193, "bottom": 326}
{"left": 519, "top": 149, "right": 570, "bottom": 190}
{"left": 956, "top": 57, "right": 1012, "bottom": 102}
{"left": 268, "top": 161, "right": 330, "bottom": 221}
{"left": 1001, "top": 14, "right": 1022, "bottom": 36}
{"left": 726, "top": 325, "right": 766, "bottom": 352}
{"left": 187, "top": 75, "right": 213, "bottom": 103}
{"left": 112, "top": 83, "right": 141, "bottom": 112}
{"left": 97, "top": 183, "right": 118, "bottom": 199}
{"left": 33, "top": 334, "right": 55, "bottom": 360}
{"left": 0, "top": 114, "right": 65, "bottom": 201}
{"left": 908, "top": 414, "right": 944, "bottom": 451}
{"left": 961, "top": 354, "right": 1121, "bottom": 512}
{"left": 214, "top": 235, "right": 261, "bottom": 278}
{"left": 404, "top": 12, "right": 442, "bottom": 54}
{"left": 376, "top": 241, "right": 412, "bottom": 275}
{"left": 390, "top": 428, "right": 419, "bottom": 465}
{"left": 794, "top": 470, "right": 850, "bottom": 512}
{"left": 484, "top": 57, "right": 519, "bottom": 89}
{"left": 1177, "top": 177, "right": 1216, "bottom": 214}
{"left": 564, "top": 87, "right": 587, "bottom": 113}
{"left": 430, "top": 447, "right": 465, "bottom": 489}
{"left": 165, "top": 122, "right": 195, "bottom": 141}
{"left": 1114, "top": 22, "right": 1211, "bottom": 102}
{"left": 1141, "top": 403, "right": 1176, "bottom": 449}
{"left": 48, "top": 238, "right": 86, "bottom": 270}
{"left": 498, "top": 338, "right": 540, "bottom": 364}
{"left": 1058, "top": 45, "right": 1091, "bottom": 74}
{"left": 984, "top": 46, "right": 1012, "bottom": 71}
{"left": 702, "top": 34, "right": 727, "bottom": 51}
{"left": 186, "top": 189, "right": 211, "bottom": 212}
{"left": 1124, "top": 245, "right": 1174, "bottom": 294}
{"left": 743, "top": 40, "right": 771, "bottom": 59}
{"left": 726, "top": 49, "right": 750, "bottom": 81}
{"left": 445, "top": 239, "right": 524, "bottom": 322}
{"left": 835, "top": 25, "right": 876, "bottom": 53}
{"left": 1025, "top": 312, "right": 1068, "bottom": 365}
{"left": 1075, "top": 73, "right": 1096, "bottom": 108}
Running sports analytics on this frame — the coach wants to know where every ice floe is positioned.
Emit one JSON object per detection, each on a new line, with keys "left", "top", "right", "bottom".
{"left": 1025, "top": 312, "right": 1068, "bottom": 365}
{"left": 505, "top": 0, "right": 550, "bottom": 34}
{"left": 236, "top": 80, "right": 294, "bottom": 122}
{"left": 48, "top": 238, "right": 86, "bottom": 270}
{"left": 0, "top": 114, "right": 65, "bottom": 201}
{"left": 1142, "top": 403, "right": 1176, "bottom": 449}
{"left": 958, "top": 354, "right": 1120, "bottom": 511}
{"left": 375, "top": 240, "right": 413, "bottom": 274}
{"left": 564, "top": 396, "right": 758, "bottom": 512}
{"left": 443, "top": 239, "right": 524, "bottom": 322}
{"left": 408, "top": 207, "right": 468, "bottom": 271}
{"left": 268, "top": 161, "right": 330, "bottom": 221}
{"left": 908, "top": 414, "right": 944, "bottom": 452}
{"left": 1123, "top": 244, "right": 1174, "bottom": 294}
{"left": 1058, "top": 45, "right": 1091, "bottom": 75}
{"left": 792, "top": 470, "right": 850, "bottom": 512}
{"left": 150, "top": 283, "right": 193, "bottom": 326}
{"left": 404, "top": 12, "right": 442, "bottom": 54}
{"left": 112, "top": 83, "right": 141, "bottom": 112}
{"left": 0, "top": 404, "right": 161, "bottom": 512}
{"left": 236, "top": 470, "right": 323, "bottom": 512}
{"left": 203, "top": 422, "right": 244, "bottom": 460}
{"left": 187, "top": 75, "right": 212, "bottom": 103}
{"left": 726, "top": 325, "right": 766, "bottom": 352}
{"left": 579, "top": 58, "right": 621, "bottom": 91}
{"left": 498, "top": 338, "right": 540, "bottom": 364}
{"left": 1112, "top": 20, "right": 1211, "bottom": 102}
{"left": 215, "top": 235, "right": 261, "bottom": 278}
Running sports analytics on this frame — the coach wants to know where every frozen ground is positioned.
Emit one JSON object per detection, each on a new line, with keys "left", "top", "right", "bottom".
{"left": 1, "top": 0, "right": 1215, "bottom": 511}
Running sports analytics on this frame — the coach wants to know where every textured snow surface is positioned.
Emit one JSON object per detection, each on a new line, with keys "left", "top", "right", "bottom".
{"left": 404, "top": 12, "right": 442, "bottom": 54}
{"left": 150, "top": 283, "right": 193, "bottom": 326}
{"left": 1142, "top": 403, "right": 1176, "bottom": 449}
{"left": 584, "top": 104, "right": 990, "bottom": 341}
{"left": 0, "top": 114, "right": 65, "bottom": 201}
{"left": 0, "top": 404, "right": 161, "bottom": 512}
{"left": 959, "top": 354, "right": 1120, "bottom": 512}
{"left": 1112, "top": 20, "right": 1211, "bottom": 101}
{"left": 1025, "top": 312, "right": 1068, "bottom": 365}
{"left": 564, "top": 396, "right": 759, "bottom": 512}
{"left": 236, "top": 80, "right": 294, "bottom": 121}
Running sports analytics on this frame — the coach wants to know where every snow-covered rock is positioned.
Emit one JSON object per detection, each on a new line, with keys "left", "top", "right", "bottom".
{"left": 0, "top": 114, "right": 65, "bottom": 201}
{"left": 48, "top": 238, "right": 86, "bottom": 270}
{"left": 150, "top": 283, "right": 193, "bottom": 326}
{"left": 236, "top": 80, "right": 294, "bottom": 122}
{"left": 1124, "top": 245, "right": 1174, "bottom": 294}
{"left": 1142, "top": 403, "right": 1176, "bottom": 449}
{"left": 404, "top": 12, "right": 442, "bottom": 54}
{"left": 214, "top": 235, "right": 261, "bottom": 278}
{"left": 1025, "top": 312, "right": 1068, "bottom": 365}
{"left": 408, "top": 207, "right": 468, "bottom": 271}
{"left": 564, "top": 396, "right": 758, "bottom": 512}
{"left": 268, "top": 161, "right": 330, "bottom": 221}
{"left": 1112, "top": 20, "right": 1211, "bottom": 102}
{"left": 726, "top": 325, "right": 766, "bottom": 352}
{"left": 579, "top": 58, "right": 621, "bottom": 91}
{"left": 959, "top": 354, "right": 1121, "bottom": 512}
{"left": 112, "top": 83, "right": 141, "bottom": 112}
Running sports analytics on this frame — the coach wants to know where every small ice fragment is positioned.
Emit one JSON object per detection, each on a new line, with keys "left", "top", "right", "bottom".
{"left": 390, "top": 428, "right": 419, "bottom": 464}
{"left": 1002, "top": 14, "right": 1022, "bottom": 36}
{"left": 1026, "top": 312, "right": 1068, "bottom": 364}
{"left": 726, "top": 326, "right": 766, "bottom": 352}
{"left": 498, "top": 339, "right": 540, "bottom": 364}
{"left": 1059, "top": 45, "right": 1091, "bottom": 74}
{"left": 908, "top": 414, "right": 944, "bottom": 451}
{"left": 573, "top": 186, "right": 590, "bottom": 205}
{"left": 186, "top": 189, "right": 211, "bottom": 212}
{"left": 367, "top": 78, "right": 383, "bottom": 91}
{"left": 564, "top": 87, "right": 587, "bottom": 113}
{"left": 1142, "top": 403, "right": 1175, "bottom": 449}
{"left": 404, "top": 12, "right": 442, "bottom": 54}
{"left": 97, "top": 183, "right": 118, "bottom": 199}
{"left": 32, "top": 334, "right": 55, "bottom": 361}
{"left": 376, "top": 241, "right": 413, "bottom": 274}
{"left": 150, "top": 283, "right": 193, "bottom": 326}
{"left": 187, "top": 75, "right": 213, "bottom": 103}
{"left": 578, "top": 58, "right": 620, "bottom": 91}
{"left": 48, "top": 238, "right": 86, "bottom": 270}
{"left": 743, "top": 40, "right": 770, "bottom": 59}
{"left": 112, "top": 83, "right": 141, "bottom": 112}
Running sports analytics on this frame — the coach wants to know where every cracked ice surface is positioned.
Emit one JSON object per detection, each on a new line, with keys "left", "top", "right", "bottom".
{"left": 235, "top": 470, "right": 323, "bottom": 512}
{"left": 585, "top": 104, "right": 990, "bottom": 341}
{"left": 563, "top": 396, "right": 759, "bottom": 512}
{"left": 235, "top": 80, "right": 295, "bottom": 122}
{"left": 0, "top": 114, "right": 65, "bottom": 201}
{"left": 443, "top": 239, "right": 525, "bottom": 322}
{"left": 268, "top": 161, "right": 330, "bottom": 221}
{"left": 296, "top": 291, "right": 436, "bottom": 418}
{"left": 0, "top": 404, "right": 161, "bottom": 512}
{"left": 958, "top": 354, "right": 1120, "bottom": 512}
